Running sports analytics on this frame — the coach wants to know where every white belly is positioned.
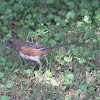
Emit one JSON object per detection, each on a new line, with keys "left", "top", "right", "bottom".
{"left": 19, "top": 52, "right": 40, "bottom": 62}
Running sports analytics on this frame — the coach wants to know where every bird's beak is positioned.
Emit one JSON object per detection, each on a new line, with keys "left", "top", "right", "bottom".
{"left": 4, "top": 42, "right": 8, "bottom": 46}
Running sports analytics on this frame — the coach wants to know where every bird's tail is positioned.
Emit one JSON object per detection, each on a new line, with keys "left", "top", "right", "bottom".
{"left": 41, "top": 42, "right": 77, "bottom": 53}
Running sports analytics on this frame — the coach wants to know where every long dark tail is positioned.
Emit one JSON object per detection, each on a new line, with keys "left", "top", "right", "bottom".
{"left": 41, "top": 42, "right": 77, "bottom": 52}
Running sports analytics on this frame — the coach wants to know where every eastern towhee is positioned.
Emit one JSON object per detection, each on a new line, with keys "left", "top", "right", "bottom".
{"left": 4, "top": 38, "right": 76, "bottom": 69}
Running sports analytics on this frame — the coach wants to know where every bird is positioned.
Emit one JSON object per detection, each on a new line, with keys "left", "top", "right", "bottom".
{"left": 4, "top": 38, "right": 76, "bottom": 69}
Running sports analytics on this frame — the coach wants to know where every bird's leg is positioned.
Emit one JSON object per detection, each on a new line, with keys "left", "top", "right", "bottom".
{"left": 32, "top": 62, "right": 38, "bottom": 72}
{"left": 36, "top": 60, "right": 42, "bottom": 70}
{"left": 33, "top": 60, "right": 42, "bottom": 72}
{"left": 33, "top": 62, "right": 38, "bottom": 69}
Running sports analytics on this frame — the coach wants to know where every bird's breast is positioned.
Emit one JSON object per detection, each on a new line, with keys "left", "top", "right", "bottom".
{"left": 19, "top": 52, "right": 40, "bottom": 61}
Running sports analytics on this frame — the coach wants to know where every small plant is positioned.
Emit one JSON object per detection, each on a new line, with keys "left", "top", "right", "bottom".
{"left": 6, "top": 81, "right": 13, "bottom": 89}
{"left": 0, "top": 96, "right": 10, "bottom": 100}
{"left": 0, "top": 72, "right": 4, "bottom": 79}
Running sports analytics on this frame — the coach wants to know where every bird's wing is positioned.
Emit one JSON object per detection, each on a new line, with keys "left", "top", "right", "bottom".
{"left": 22, "top": 42, "right": 48, "bottom": 50}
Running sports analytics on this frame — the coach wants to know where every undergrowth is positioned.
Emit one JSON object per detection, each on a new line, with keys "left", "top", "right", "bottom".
{"left": 0, "top": 0, "right": 100, "bottom": 100}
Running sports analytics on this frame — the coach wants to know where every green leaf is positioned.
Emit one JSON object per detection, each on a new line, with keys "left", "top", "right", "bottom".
{"left": 37, "top": 29, "right": 45, "bottom": 34}
{"left": 4, "top": 67, "right": 9, "bottom": 71}
{"left": 59, "top": 84, "right": 66, "bottom": 90}
{"left": 59, "top": 20, "right": 66, "bottom": 26}
{"left": 66, "top": 11, "right": 75, "bottom": 19}
{"left": 83, "top": 50, "right": 91, "bottom": 58}
{"left": 75, "top": 57, "right": 86, "bottom": 64}
{"left": 13, "top": 4, "right": 20, "bottom": 11}
{"left": 46, "top": 0, "right": 54, "bottom": 4}
{"left": 67, "top": 2, "right": 75, "bottom": 9}
{"left": 80, "top": 1, "right": 88, "bottom": 9}
{"left": 6, "top": 62, "right": 13, "bottom": 67}
{"left": 67, "top": 74, "right": 74, "bottom": 80}
{"left": 26, "top": 14, "right": 32, "bottom": 19}
{"left": 78, "top": 84, "right": 87, "bottom": 90}
{"left": 0, "top": 72, "right": 4, "bottom": 78}
{"left": 0, "top": 57, "right": 6, "bottom": 66}
{"left": 17, "top": 32, "right": 22, "bottom": 37}
{"left": 0, "top": 84, "right": 6, "bottom": 89}
{"left": 3, "top": 19, "right": 8, "bottom": 25}
{"left": 64, "top": 70, "right": 71, "bottom": 75}
{"left": 6, "top": 33, "right": 12, "bottom": 39}
{"left": 65, "top": 80, "right": 73, "bottom": 85}
{"left": 29, "top": 22, "right": 35, "bottom": 26}
{"left": 0, "top": 96, "right": 10, "bottom": 100}
{"left": 47, "top": 13, "right": 54, "bottom": 20}
{"left": 74, "top": 82, "right": 79, "bottom": 85}
{"left": 86, "top": 67, "right": 91, "bottom": 71}
{"left": 13, "top": 4, "right": 24, "bottom": 11}
{"left": 81, "top": 9, "right": 89, "bottom": 15}
{"left": 95, "top": 8, "right": 100, "bottom": 16}
{"left": 5, "top": 9, "right": 12, "bottom": 14}
{"left": 4, "top": 33, "right": 12, "bottom": 40}
{"left": 8, "top": 0, "right": 15, "bottom": 4}
{"left": 83, "top": 15, "right": 90, "bottom": 23}
{"left": 20, "top": 20, "right": 24, "bottom": 25}
{"left": 76, "top": 21, "right": 84, "bottom": 27}
{"left": 24, "top": 69, "right": 32, "bottom": 74}
{"left": 45, "top": 70, "right": 52, "bottom": 77}
{"left": 84, "top": 31, "right": 95, "bottom": 39}
{"left": 19, "top": 4, "right": 25, "bottom": 11}
{"left": 64, "top": 56, "right": 72, "bottom": 62}
{"left": 44, "top": 83, "right": 52, "bottom": 88}
{"left": 1, "top": 26, "right": 8, "bottom": 33}
{"left": 90, "top": 62, "right": 95, "bottom": 67}
{"left": 59, "top": 10, "right": 66, "bottom": 16}
{"left": 92, "top": 0, "right": 99, "bottom": 8}
{"left": 90, "top": 87, "right": 95, "bottom": 92}
{"left": 55, "top": 16, "right": 61, "bottom": 22}
{"left": 49, "top": 39, "right": 56, "bottom": 45}
{"left": 34, "top": 71, "right": 40, "bottom": 77}
{"left": 55, "top": 33, "right": 61, "bottom": 41}
{"left": 6, "top": 82, "right": 13, "bottom": 88}
{"left": 90, "top": 24, "right": 96, "bottom": 29}
{"left": 55, "top": 33, "right": 64, "bottom": 41}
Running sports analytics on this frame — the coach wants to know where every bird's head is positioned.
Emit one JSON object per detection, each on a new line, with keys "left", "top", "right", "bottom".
{"left": 4, "top": 38, "right": 23, "bottom": 52}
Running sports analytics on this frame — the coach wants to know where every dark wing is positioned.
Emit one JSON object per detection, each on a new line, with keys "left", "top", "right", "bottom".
{"left": 22, "top": 42, "right": 48, "bottom": 50}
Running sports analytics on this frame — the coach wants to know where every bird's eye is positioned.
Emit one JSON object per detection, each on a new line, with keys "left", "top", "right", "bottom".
{"left": 9, "top": 41, "right": 12, "bottom": 43}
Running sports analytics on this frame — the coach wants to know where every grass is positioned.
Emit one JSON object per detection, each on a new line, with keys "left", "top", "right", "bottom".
{"left": 0, "top": 29, "right": 100, "bottom": 100}
{"left": 0, "top": 0, "right": 100, "bottom": 99}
